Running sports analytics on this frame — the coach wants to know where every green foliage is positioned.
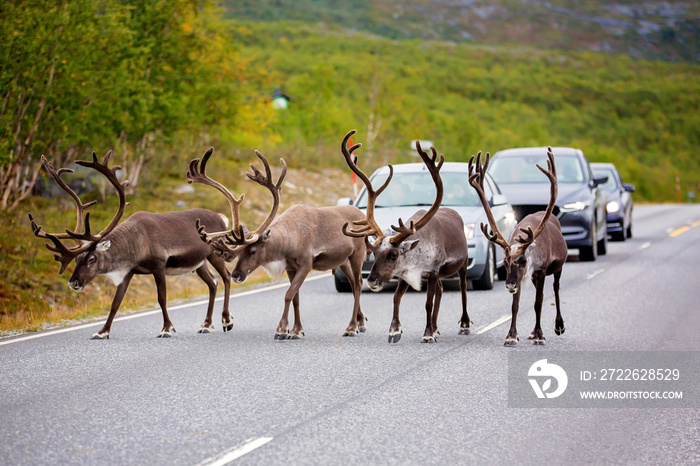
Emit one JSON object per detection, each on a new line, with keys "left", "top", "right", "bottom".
{"left": 222, "top": 0, "right": 700, "bottom": 63}
{"left": 234, "top": 21, "right": 699, "bottom": 202}
{"left": 0, "top": 0, "right": 274, "bottom": 209}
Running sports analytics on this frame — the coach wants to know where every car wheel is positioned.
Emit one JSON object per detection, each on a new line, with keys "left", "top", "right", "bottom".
{"left": 473, "top": 246, "right": 495, "bottom": 290}
{"left": 597, "top": 226, "right": 607, "bottom": 255}
{"left": 611, "top": 230, "right": 626, "bottom": 242}
{"left": 579, "top": 220, "right": 598, "bottom": 262}
{"left": 334, "top": 272, "right": 352, "bottom": 293}
{"left": 626, "top": 221, "right": 632, "bottom": 239}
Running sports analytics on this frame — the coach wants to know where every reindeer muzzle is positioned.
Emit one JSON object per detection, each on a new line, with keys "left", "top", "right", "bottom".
{"left": 232, "top": 271, "right": 247, "bottom": 284}
{"left": 69, "top": 280, "right": 85, "bottom": 292}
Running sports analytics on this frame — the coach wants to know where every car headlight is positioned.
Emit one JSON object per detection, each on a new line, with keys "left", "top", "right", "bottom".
{"left": 464, "top": 224, "right": 475, "bottom": 240}
{"left": 560, "top": 201, "right": 589, "bottom": 212}
{"left": 606, "top": 201, "right": 620, "bottom": 213}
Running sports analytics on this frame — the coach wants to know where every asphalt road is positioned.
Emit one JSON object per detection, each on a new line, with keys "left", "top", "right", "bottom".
{"left": 1, "top": 204, "right": 699, "bottom": 465}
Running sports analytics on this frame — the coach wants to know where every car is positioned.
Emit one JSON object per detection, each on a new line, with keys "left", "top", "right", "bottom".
{"left": 487, "top": 147, "right": 608, "bottom": 261}
{"left": 591, "top": 162, "right": 635, "bottom": 241}
{"left": 335, "top": 162, "right": 517, "bottom": 291}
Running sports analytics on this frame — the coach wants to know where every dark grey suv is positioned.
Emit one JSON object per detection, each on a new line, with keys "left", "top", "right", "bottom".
{"left": 488, "top": 147, "right": 608, "bottom": 261}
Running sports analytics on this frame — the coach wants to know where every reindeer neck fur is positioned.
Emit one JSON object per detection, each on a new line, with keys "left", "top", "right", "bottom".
{"left": 376, "top": 236, "right": 438, "bottom": 291}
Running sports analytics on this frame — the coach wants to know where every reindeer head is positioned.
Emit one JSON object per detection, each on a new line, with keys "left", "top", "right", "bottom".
{"left": 187, "top": 147, "right": 287, "bottom": 283}
{"left": 340, "top": 130, "right": 444, "bottom": 292}
{"left": 468, "top": 148, "right": 558, "bottom": 294}
{"left": 69, "top": 240, "right": 114, "bottom": 291}
{"left": 29, "top": 151, "right": 129, "bottom": 291}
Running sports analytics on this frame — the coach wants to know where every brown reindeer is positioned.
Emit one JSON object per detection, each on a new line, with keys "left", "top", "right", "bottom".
{"left": 188, "top": 148, "right": 368, "bottom": 340}
{"left": 341, "top": 130, "right": 469, "bottom": 343}
{"left": 468, "top": 147, "right": 567, "bottom": 346}
{"left": 28, "top": 151, "right": 233, "bottom": 339}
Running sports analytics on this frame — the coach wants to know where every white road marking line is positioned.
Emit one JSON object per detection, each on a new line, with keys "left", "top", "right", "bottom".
{"left": 0, "top": 273, "right": 332, "bottom": 346}
{"left": 475, "top": 315, "right": 511, "bottom": 335}
{"left": 586, "top": 269, "right": 605, "bottom": 280}
{"left": 639, "top": 242, "right": 651, "bottom": 250}
{"left": 198, "top": 437, "right": 273, "bottom": 466}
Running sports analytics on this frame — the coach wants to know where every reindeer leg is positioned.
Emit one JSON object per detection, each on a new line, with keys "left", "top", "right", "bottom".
{"left": 505, "top": 289, "right": 521, "bottom": 346}
{"left": 553, "top": 270, "right": 565, "bottom": 335}
{"left": 153, "top": 269, "right": 175, "bottom": 338}
{"left": 209, "top": 255, "right": 233, "bottom": 332}
{"left": 286, "top": 266, "right": 309, "bottom": 340}
{"left": 389, "top": 279, "right": 409, "bottom": 343}
{"left": 195, "top": 265, "right": 217, "bottom": 333}
{"left": 339, "top": 261, "right": 361, "bottom": 337}
{"left": 529, "top": 272, "right": 546, "bottom": 344}
{"left": 431, "top": 279, "right": 443, "bottom": 339}
{"left": 91, "top": 272, "right": 133, "bottom": 340}
{"left": 457, "top": 263, "right": 471, "bottom": 335}
{"left": 275, "top": 269, "right": 294, "bottom": 339}
{"left": 351, "top": 250, "right": 367, "bottom": 333}
{"left": 422, "top": 275, "right": 438, "bottom": 343}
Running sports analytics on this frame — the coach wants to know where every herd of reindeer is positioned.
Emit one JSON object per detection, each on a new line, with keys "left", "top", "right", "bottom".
{"left": 28, "top": 130, "right": 567, "bottom": 346}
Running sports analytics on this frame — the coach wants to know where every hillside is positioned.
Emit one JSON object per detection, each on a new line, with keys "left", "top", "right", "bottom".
{"left": 224, "top": 0, "right": 700, "bottom": 62}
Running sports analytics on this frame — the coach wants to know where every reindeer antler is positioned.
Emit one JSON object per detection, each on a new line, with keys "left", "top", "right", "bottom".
{"left": 388, "top": 140, "right": 444, "bottom": 245}
{"left": 28, "top": 151, "right": 129, "bottom": 274}
{"left": 510, "top": 146, "right": 558, "bottom": 257}
{"left": 340, "top": 129, "right": 393, "bottom": 247}
{"left": 241, "top": 150, "right": 287, "bottom": 244}
{"left": 469, "top": 147, "right": 558, "bottom": 259}
{"left": 187, "top": 147, "right": 247, "bottom": 244}
{"left": 468, "top": 151, "right": 511, "bottom": 252}
{"left": 187, "top": 148, "right": 286, "bottom": 254}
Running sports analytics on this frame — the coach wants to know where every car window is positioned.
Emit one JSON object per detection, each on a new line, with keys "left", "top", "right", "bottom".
{"left": 355, "top": 171, "right": 481, "bottom": 208}
{"left": 490, "top": 154, "right": 584, "bottom": 184}
{"left": 593, "top": 167, "right": 619, "bottom": 193}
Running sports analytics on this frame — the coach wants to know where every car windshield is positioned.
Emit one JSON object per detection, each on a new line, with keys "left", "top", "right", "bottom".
{"left": 355, "top": 171, "right": 480, "bottom": 208}
{"left": 489, "top": 154, "right": 585, "bottom": 184}
{"left": 592, "top": 167, "right": 619, "bottom": 193}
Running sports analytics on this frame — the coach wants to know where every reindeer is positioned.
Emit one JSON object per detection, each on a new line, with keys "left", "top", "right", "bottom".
{"left": 341, "top": 130, "right": 469, "bottom": 343}
{"left": 28, "top": 151, "right": 233, "bottom": 339}
{"left": 468, "top": 147, "right": 567, "bottom": 346}
{"left": 188, "top": 147, "right": 368, "bottom": 340}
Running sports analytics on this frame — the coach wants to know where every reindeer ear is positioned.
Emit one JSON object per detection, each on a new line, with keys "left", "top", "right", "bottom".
{"left": 96, "top": 240, "right": 111, "bottom": 252}
{"left": 261, "top": 230, "right": 272, "bottom": 242}
{"left": 399, "top": 239, "right": 419, "bottom": 254}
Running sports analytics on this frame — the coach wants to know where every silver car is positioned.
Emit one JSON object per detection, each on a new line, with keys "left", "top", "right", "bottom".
{"left": 335, "top": 162, "right": 517, "bottom": 291}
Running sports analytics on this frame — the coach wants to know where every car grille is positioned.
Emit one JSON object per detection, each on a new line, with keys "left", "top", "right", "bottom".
{"left": 512, "top": 204, "right": 560, "bottom": 222}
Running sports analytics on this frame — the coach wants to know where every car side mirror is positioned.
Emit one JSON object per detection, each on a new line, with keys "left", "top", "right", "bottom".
{"left": 490, "top": 194, "right": 509, "bottom": 206}
{"left": 623, "top": 183, "right": 635, "bottom": 193}
{"left": 592, "top": 175, "right": 608, "bottom": 187}
{"left": 337, "top": 197, "right": 354, "bottom": 206}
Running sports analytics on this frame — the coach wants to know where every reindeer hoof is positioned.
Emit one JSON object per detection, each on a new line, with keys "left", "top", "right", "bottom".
{"left": 90, "top": 332, "right": 109, "bottom": 340}
{"left": 222, "top": 318, "right": 234, "bottom": 332}
{"left": 421, "top": 336, "right": 436, "bottom": 343}
{"left": 343, "top": 331, "right": 357, "bottom": 337}
{"left": 555, "top": 325, "right": 565, "bottom": 336}
{"left": 198, "top": 324, "right": 214, "bottom": 334}
{"left": 359, "top": 326, "right": 367, "bottom": 333}
{"left": 459, "top": 327, "right": 471, "bottom": 335}
{"left": 288, "top": 333, "right": 303, "bottom": 340}
{"left": 157, "top": 330, "right": 173, "bottom": 338}
{"left": 274, "top": 332, "right": 287, "bottom": 340}
{"left": 533, "top": 339, "right": 546, "bottom": 345}
{"left": 504, "top": 337, "right": 519, "bottom": 347}
{"left": 388, "top": 330, "right": 402, "bottom": 344}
